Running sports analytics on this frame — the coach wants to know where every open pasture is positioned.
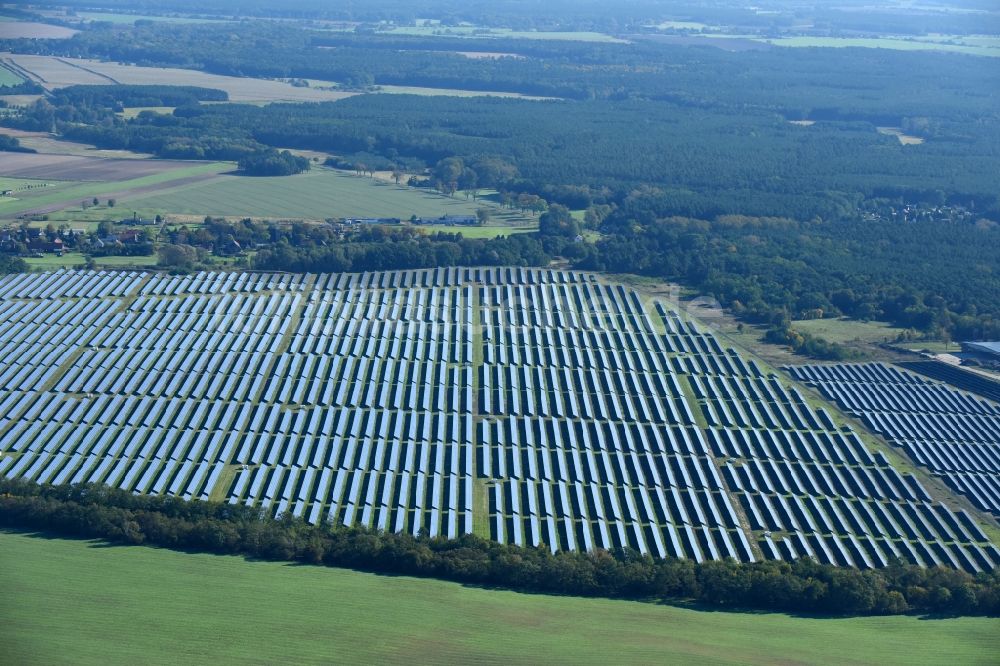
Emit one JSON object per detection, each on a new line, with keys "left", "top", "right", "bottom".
{"left": 0, "top": 152, "right": 204, "bottom": 182}
{"left": 69, "top": 11, "right": 228, "bottom": 25}
{"left": 0, "top": 161, "right": 230, "bottom": 219}
{"left": 6, "top": 530, "right": 998, "bottom": 666}
{"left": 0, "top": 22, "right": 78, "bottom": 40}
{"left": 754, "top": 35, "right": 1000, "bottom": 58}
{"left": 124, "top": 169, "right": 520, "bottom": 222}
{"left": 0, "top": 62, "right": 24, "bottom": 87}
{"left": 2, "top": 54, "right": 113, "bottom": 86}
{"left": 0, "top": 268, "right": 995, "bottom": 573}
{"left": 791, "top": 318, "right": 906, "bottom": 345}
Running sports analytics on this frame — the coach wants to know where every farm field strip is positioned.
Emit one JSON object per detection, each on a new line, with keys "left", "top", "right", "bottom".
{"left": 0, "top": 161, "right": 231, "bottom": 218}
{"left": 0, "top": 152, "right": 214, "bottom": 182}
{"left": 788, "top": 363, "right": 1000, "bottom": 520}
{"left": 0, "top": 268, "right": 996, "bottom": 573}
{"left": 123, "top": 169, "right": 518, "bottom": 221}
{"left": 2, "top": 53, "right": 357, "bottom": 103}
{"left": 0, "top": 22, "right": 78, "bottom": 40}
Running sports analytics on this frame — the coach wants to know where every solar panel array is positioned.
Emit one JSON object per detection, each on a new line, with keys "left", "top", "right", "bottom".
{"left": 787, "top": 363, "right": 1000, "bottom": 521}
{"left": 0, "top": 268, "right": 996, "bottom": 573}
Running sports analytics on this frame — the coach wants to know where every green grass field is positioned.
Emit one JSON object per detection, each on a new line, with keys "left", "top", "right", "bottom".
{"left": 791, "top": 318, "right": 907, "bottom": 345}
{"left": 124, "top": 169, "right": 528, "bottom": 223}
{"left": 0, "top": 63, "right": 25, "bottom": 87}
{"left": 4, "top": 530, "right": 998, "bottom": 665}
{"left": 0, "top": 162, "right": 231, "bottom": 219}
{"left": 21, "top": 252, "right": 158, "bottom": 270}
{"left": 755, "top": 35, "right": 1000, "bottom": 57}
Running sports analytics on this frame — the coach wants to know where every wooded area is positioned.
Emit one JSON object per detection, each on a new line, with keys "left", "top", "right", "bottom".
{"left": 2, "top": 480, "right": 998, "bottom": 616}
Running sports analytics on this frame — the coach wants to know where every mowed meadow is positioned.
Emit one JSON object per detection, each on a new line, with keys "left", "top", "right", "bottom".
{"left": 0, "top": 141, "right": 531, "bottom": 229}
{"left": 125, "top": 169, "right": 529, "bottom": 223}
{"left": 4, "top": 530, "right": 998, "bottom": 666}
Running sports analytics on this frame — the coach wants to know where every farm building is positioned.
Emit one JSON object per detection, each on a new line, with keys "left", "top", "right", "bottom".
{"left": 961, "top": 341, "right": 1000, "bottom": 361}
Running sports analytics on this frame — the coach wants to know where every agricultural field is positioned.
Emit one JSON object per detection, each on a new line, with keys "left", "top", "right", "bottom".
{"left": 7, "top": 531, "right": 999, "bottom": 666}
{"left": 0, "top": 153, "right": 207, "bottom": 182}
{"left": 787, "top": 363, "right": 1000, "bottom": 520}
{"left": 383, "top": 25, "right": 629, "bottom": 43}
{"left": 372, "top": 83, "right": 555, "bottom": 100}
{"left": 0, "top": 62, "right": 25, "bottom": 87}
{"left": 62, "top": 11, "right": 228, "bottom": 25}
{"left": 0, "top": 22, "right": 78, "bottom": 40}
{"left": 753, "top": 35, "right": 1000, "bottom": 58}
{"left": 0, "top": 158, "right": 231, "bottom": 219}
{"left": 2, "top": 54, "right": 356, "bottom": 104}
{"left": 0, "top": 268, "right": 996, "bottom": 573}
{"left": 123, "top": 169, "right": 529, "bottom": 224}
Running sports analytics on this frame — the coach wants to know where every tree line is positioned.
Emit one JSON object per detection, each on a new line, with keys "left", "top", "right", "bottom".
{"left": 151, "top": 214, "right": 1000, "bottom": 344}
{"left": 1, "top": 479, "right": 997, "bottom": 617}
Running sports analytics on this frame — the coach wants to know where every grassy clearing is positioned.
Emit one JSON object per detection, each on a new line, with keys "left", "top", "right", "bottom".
{"left": 385, "top": 25, "right": 628, "bottom": 43}
{"left": 4, "top": 530, "right": 998, "bottom": 666}
{"left": 124, "top": 169, "right": 531, "bottom": 223}
{"left": 755, "top": 35, "right": 1000, "bottom": 57}
{"left": 373, "top": 83, "right": 555, "bottom": 99}
{"left": 120, "top": 106, "right": 176, "bottom": 119}
{"left": 22, "top": 252, "right": 86, "bottom": 270}
{"left": 876, "top": 127, "right": 925, "bottom": 145}
{"left": 0, "top": 22, "right": 78, "bottom": 40}
{"left": 20, "top": 252, "right": 156, "bottom": 271}
{"left": 440, "top": 223, "right": 536, "bottom": 238}
{"left": 0, "top": 63, "right": 25, "bottom": 87}
{"left": 0, "top": 162, "right": 231, "bottom": 218}
{"left": 791, "top": 318, "right": 907, "bottom": 345}
{"left": 0, "top": 176, "right": 55, "bottom": 192}
{"left": 72, "top": 11, "right": 228, "bottom": 24}
{"left": 899, "top": 341, "right": 961, "bottom": 354}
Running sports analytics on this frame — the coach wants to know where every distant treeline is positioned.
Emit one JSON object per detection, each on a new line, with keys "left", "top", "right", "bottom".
{"left": 254, "top": 226, "right": 553, "bottom": 273}
{"left": 169, "top": 215, "right": 1000, "bottom": 345}
{"left": 50, "top": 84, "right": 228, "bottom": 109}
{"left": 581, "top": 215, "right": 1000, "bottom": 343}
{"left": 9, "top": 94, "right": 997, "bottom": 221}
{"left": 15, "top": 0, "right": 1000, "bottom": 35}
{"left": 6, "top": 21, "right": 999, "bottom": 114}
{"left": 1, "top": 480, "right": 998, "bottom": 617}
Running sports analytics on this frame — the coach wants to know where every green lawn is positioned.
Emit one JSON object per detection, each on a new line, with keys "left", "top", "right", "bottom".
{"left": 435, "top": 222, "right": 537, "bottom": 238}
{"left": 3, "top": 530, "right": 998, "bottom": 665}
{"left": 124, "top": 169, "right": 529, "bottom": 223}
{"left": 22, "top": 252, "right": 86, "bottom": 270}
{"left": 74, "top": 11, "right": 228, "bottom": 24}
{"left": 22, "top": 252, "right": 158, "bottom": 270}
{"left": 0, "top": 162, "right": 231, "bottom": 219}
{"left": 791, "top": 318, "right": 907, "bottom": 345}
